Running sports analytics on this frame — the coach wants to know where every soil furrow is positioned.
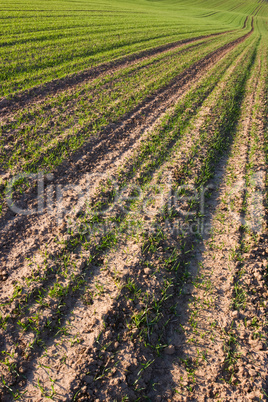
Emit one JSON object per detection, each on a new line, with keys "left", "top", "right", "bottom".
{"left": 0, "top": 33, "right": 254, "bottom": 309}
{"left": 0, "top": 33, "right": 258, "bottom": 400}
{"left": 0, "top": 29, "right": 238, "bottom": 116}
{"left": 143, "top": 39, "right": 267, "bottom": 402}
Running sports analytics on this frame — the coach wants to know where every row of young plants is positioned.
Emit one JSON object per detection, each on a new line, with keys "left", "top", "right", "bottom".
{"left": 0, "top": 0, "right": 255, "bottom": 96}
{"left": 0, "top": 29, "right": 248, "bottom": 177}
{"left": 224, "top": 51, "right": 266, "bottom": 389}
{"left": 68, "top": 34, "right": 260, "bottom": 401}
{"left": 168, "top": 41, "right": 266, "bottom": 399}
{"left": 0, "top": 33, "right": 258, "bottom": 399}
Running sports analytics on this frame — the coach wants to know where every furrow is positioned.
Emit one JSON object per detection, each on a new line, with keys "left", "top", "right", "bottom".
{"left": 0, "top": 29, "right": 238, "bottom": 116}
{"left": 0, "top": 34, "right": 254, "bottom": 308}
{"left": 0, "top": 30, "right": 258, "bottom": 398}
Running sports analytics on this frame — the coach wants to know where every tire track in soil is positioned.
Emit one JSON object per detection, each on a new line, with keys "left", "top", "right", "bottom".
{"left": 0, "top": 30, "right": 255, "bottom": 398}
{"left": 0, "top": 28, "right": 238, "bottom": 116}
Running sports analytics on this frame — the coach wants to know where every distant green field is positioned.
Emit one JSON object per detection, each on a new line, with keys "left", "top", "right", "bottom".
{"left": 0, "top": 0, "right": 266, "bottom": 96}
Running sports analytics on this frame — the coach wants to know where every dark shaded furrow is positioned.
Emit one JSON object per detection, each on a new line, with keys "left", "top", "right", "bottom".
{"left": 0, "top": 28, "right": 244, "bottom": 116}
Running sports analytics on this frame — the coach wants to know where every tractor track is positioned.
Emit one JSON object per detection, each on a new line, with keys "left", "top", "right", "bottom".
{"left": 0, "top": 29, "right": 238, "bottom": 117}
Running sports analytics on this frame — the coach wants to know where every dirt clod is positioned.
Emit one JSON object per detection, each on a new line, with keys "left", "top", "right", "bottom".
{"left": 164, "top": 345, "right": 175, "bottom": 355}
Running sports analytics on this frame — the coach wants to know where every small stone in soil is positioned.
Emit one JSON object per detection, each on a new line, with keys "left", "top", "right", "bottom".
{"left": 231, "top": 310, "right": 239, "bottom": 318}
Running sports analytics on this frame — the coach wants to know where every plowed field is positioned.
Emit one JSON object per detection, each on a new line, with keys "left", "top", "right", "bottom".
{"left": 0, "top": 0, "right": 268, "bottom": 400}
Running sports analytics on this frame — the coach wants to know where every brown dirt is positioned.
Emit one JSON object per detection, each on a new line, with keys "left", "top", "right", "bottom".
{"left": 0, "top": 29, "right": 252, "bottom": 274}
{"left": 1, "top": 16, "right": 267, "bottom": 402}
{"left": 141, "top": 41, "right": 268, "bottom": 402}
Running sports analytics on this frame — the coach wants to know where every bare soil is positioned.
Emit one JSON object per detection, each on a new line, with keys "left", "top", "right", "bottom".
{"left": 1, "top": 18, "right": 267, "bottom": 402}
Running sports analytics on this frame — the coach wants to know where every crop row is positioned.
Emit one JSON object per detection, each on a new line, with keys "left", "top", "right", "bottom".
{"left": 0, "top": 30, "right": 248, "bottom": 176}
{"left": 0, "top": 0, "right": 257, "bottom": 96}
{"left": 49, "top": 33, "right": 262, "bottom": 401}
{"left": 0, "top": 30, "right": 260, "bottom": 399}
